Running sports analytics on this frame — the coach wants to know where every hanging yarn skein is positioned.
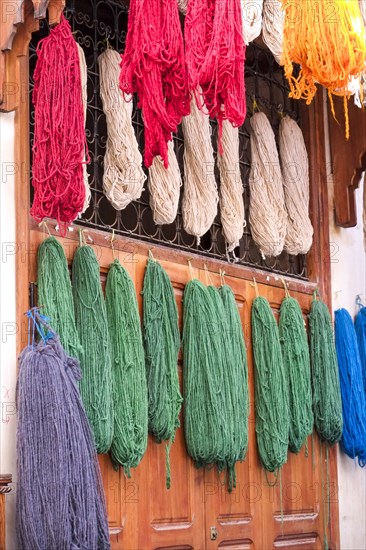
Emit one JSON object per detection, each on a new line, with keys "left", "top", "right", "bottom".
{"left": 242, "top": 0, "right": 263, "bottom": 45}
{"left": 217, "top": 121, "right": 245, "bottom": 253}
{"left": 335, "top": 308, "right": 366, "bottom": 466}
{"left": 30, "top": 15, "right": 87, "bottom": 230}
{"left": 37, "top": 236, "right": 83, "bottom": 361}
{"left": 142, "top": 257, "right": 182, "bottom": 488}
{"left": 77, "top": 43, "right": 91, "bottom": 214}
{"left": 73, "top": 242, "right": 114, "bottom": 454}
{"left": 309, "top": 296, "right": 343, "bottom": 445}
{"left": 249, "top": 112, "right": 287, "bottom": 258}
{"left": 99, "top": 49, "right": 146, "bottom": 210}
{"left": 185, "top": 0, "right": 246, "bottom": 140}
{"left": 17, "top": 311, "right": 110, "bottom": 549}
{"left": 355, "top": 304, "right": 366, "bottom": 394}
{"left": 262, "top": 0, "right": 284, "bottom": 65}
{"left": 279, "top": 115, "right": 313, "bottom": 255}
{"left": 120, "top": 0, "right": 189, "bottom": 167}
{"left": 279, "top": 296, "right": 313, "bottom": 453}
{"left": 183, "top": 280, "right": 227, "bottom": 469}
{"left": 148, "top": 140, "right": 182, "bottom": 225}
{"left": 105, "top": 259, "right": 148, "bottom": 475}
{"left": 182, "top": 96, "right": 218, "bottom": 243}
{"left": 218, "top": 284, "right": 249, "bottom": 482}
{"left": 252, "top": 296, "right": 289, "bottom": 471}
{"left": 281, "top": 0, "right": 365, "bottom": 136}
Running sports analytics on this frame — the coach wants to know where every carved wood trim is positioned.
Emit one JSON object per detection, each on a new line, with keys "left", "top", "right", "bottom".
{"left": 328, "top": 95, "right": 366, "bottom": 228}
{"left": 0, "top": 0, "right": 64, "bottom": 111}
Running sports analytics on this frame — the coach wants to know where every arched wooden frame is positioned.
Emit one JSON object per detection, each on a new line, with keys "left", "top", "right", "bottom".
{"left": 1, "top": 3, "right": 340, "bottom": 547}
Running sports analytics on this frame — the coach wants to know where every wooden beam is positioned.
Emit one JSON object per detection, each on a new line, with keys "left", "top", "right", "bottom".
{"left": 328, "top": 95, "right": 366, "bottom": 227}
{"left": 0, "top": 0, "right": 64, "bottom": 111}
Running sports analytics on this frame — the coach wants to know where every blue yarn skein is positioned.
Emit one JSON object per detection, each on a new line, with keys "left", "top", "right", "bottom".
{"left": 355, "top": 305, "right": 366, "bottom": 396}
{"left": 335, "top": 308, "right": 366, "bottom": 466}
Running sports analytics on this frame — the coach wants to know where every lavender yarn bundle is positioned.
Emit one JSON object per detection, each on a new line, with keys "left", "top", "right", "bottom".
{"left": 16, "top": 311, "right": 110, "bottom": 549}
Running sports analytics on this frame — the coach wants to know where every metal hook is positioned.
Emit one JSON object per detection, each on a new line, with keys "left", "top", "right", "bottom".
{"left": 38, "top": 220, "right": 51, "bottom": 238}
{"left": 251, "top": 277, "right": 259, "bottom": 298}
{"left": 281, "top": 277, "right": 290, "bottom": 298}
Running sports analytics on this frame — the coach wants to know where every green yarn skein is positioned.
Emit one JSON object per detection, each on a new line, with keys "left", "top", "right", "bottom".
{"left": 279, "top": 296, "right": 313, "bottom": 453}
{"left": 219, "top": 284, "right": 249, "bottom": 464}
{"left": 37, "top": 236, "right": 83, "bottom": 361}
{"left": 183, "top": 280, "right": 227, "bottom": 470}
{"left": 251, "top": 296, "right": 290, "bottom": 472}
{"left": 106, "top": 259, "right": 148, "bottom": 476}
{"left": 142, "top": 257, "right": 182, "bottom": 488}
{"left": 309, "top": 296, "right": 343, "bottom": 445}
{"left": 72, "top": 244, "right": 114, "bottom": 454}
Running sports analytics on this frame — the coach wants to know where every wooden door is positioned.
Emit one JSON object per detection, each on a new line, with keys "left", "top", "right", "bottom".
{"left": 28, "top": 227, "right": 339, "bottom": 550}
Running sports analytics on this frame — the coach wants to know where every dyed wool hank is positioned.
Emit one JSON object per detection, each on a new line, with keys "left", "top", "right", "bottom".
{"left": 31, "top": 15, "right": 87, "bottom": 230}
{"left": 106, "top": 259, "right": 148, "bottom": 475}
{"left": 120, "top": 0, "right": 189, "bottom": 167}
{"left": 185, "top": 0, "right": 246, "bottom": 142}
{"left": 73, "top": 243, "right": 114, "bottom": 454}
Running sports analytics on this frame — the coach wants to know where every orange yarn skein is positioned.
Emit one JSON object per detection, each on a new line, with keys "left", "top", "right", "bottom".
{"left": 281, "top": 0, "right": 365, "bottom": 137}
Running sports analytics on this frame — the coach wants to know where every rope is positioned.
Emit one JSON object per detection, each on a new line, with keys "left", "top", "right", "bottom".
{"left": 105, "top": 259, "right": 148, "bottom": 475}
{"left": 309, "top": 296, "right": 343, "bottom": 445}
{"left": 355, "top": 304, "right": 366, "bottom": 395}
{"left": 181, "top": 96, "right": 218, "bottom": 242}
{"left": 251, "top": 296, "right": 289, "bottom": 472}
{"left": 248, "top": 112, "right": 287, "bottom": 258}
{"left": 279, "top": 296, "right": 313, "bottom": 453}
{"left": 17, "top": 311, "right": 110, "bottom": 549}
{"left": 120, "top": 0, "right": 189, "bottom": 168}
{"left": 184, "top": 0, "right": 246, "bottom": 143}
{"left": 242, "top": 0, "right": 263, "bottom": 45}
{"left": 281, "top": 0, "right": 365, "bottom": 137}
{"left": 99, "top": 49, "right": 146, "bottom": 210}
{"left": 72, "top": 243, "right": 114, "bottom": 454}
{"left": 335, "top": 308, "right": 366, "bottom": 466}
{"left": 279, "top": 115, "right": 313, "bottom": 255}
{"left": 37, "top": 236, "right": 83, "bottom": 361}
{"left": 262, "top": 0, "right": 284, "bottom": 65}
{"left": 142, "top": 257, "right": 182, "bottom": 488}
{"left": 77, "top": 43, "right": 91, "bottom": 214}
{"left": 217, "top": 120, "right": 245, "bottom": 252}
{"left": 30, "top": 15, "right": 87, "bottom": 232}
{"left": 148, "top": 140, "right": 182, "bottom": 225}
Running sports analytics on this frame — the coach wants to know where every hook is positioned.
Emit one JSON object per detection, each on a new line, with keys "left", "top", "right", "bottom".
{"left": 105, "top": 31, "right": 112, "bottom": 50}
{"left": 251, "top": 277, "right": 259, "bottom": 298}
{"left": 204, "top": 264, "right": 214, "bottom": 286}
{"left": 277, "top": 104, "right": 284, "bottom": 119}
{"left": 252, "top": 94, "right": 259, "bottom": 114}
{"left": 220, "top": 269, "right": 226, "bottom": 286}
{"left": 148, "top": 249, "right": 155, "bottom": 261}
{"left": 188, "top": 259, "right": 194, "bottom": 281}
{"left": 38, "top": 220, "right": 51, "bottom": 238}
{"left": 281, "top": 278, "right": 290, "bottom": 298}
{"left": 356, "top": 294, "right": 364, "bottom": 309}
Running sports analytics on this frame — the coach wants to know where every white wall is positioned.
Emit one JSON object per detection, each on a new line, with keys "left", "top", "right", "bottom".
{"left": 0, "top": 111, "right": 17, "bottom": 550}
{"left": 325, "top": 100, "right": 366, "bottom": 549}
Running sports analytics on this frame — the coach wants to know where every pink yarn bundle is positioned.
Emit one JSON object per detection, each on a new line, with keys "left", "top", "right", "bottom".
{"left": 120, "top": 0, "right": 190, "bottom": 168}
{"left": 31, "top": 15, "right": 87, "bottom": 231}
{"left": 185, "top": 0, "right": 247, "bottom": 146}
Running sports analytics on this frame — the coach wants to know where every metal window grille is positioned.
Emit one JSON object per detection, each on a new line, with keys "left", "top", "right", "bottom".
{"left": 29, "top": 0, "right": 307, "bottom": 279}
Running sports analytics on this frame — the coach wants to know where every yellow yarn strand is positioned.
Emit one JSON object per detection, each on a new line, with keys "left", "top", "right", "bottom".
{"left": 281, "top": 0, "right": 365, "bottom": 137}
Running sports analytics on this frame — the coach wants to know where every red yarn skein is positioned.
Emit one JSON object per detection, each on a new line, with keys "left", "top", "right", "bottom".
{"left": 120, "top": 0, "right": 190, "bottom": 168}
{"left": 31, "top": 15, "right": 87, "bottom": 231}
{"left": 185, "top": 0, "right": 246, "bottom": 149}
